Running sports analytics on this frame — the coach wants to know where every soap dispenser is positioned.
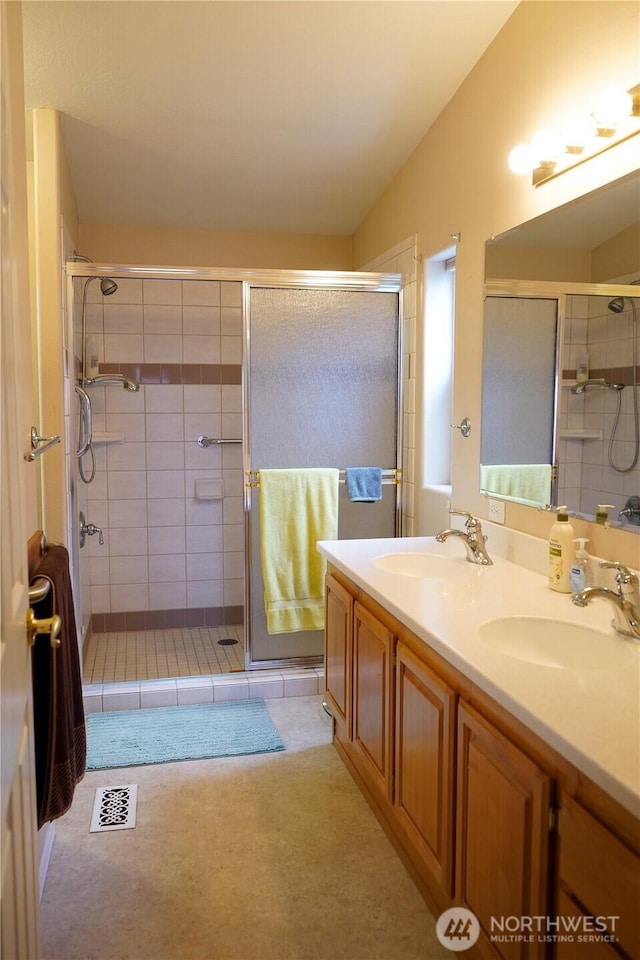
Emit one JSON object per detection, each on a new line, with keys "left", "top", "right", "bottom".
{"left": 569, "top": 538, "right": 590, "bottom": 594}
{"left": 548, "top": 506, "right": 575, "bottom": 593}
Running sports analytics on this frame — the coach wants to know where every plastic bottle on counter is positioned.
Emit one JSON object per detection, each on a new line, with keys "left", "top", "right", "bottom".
{"left": 548, "top": 506, "right": 575, "bottom": 593}
{"left": 596, "top": 504, "right": 615, "bottom": 527}
{"left": 569, "top": 538, "right": 591, "bottom": 594}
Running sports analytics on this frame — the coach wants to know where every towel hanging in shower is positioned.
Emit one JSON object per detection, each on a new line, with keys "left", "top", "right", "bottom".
{"left": 345, "top": 467, "right": 383, "bottom": 502}
{"left": 259, "top": 468, "right": 339, "bottom": 634}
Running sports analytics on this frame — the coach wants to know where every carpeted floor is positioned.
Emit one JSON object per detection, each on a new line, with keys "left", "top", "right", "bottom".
{"left": 40, "top": 695, "right": 451, "bottom": 960}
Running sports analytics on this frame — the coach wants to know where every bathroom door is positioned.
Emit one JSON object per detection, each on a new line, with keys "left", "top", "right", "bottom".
{"left": 246, "top": 285, "right": 400, "bottom": 666}
{"left": 1, "top": 3, "right": 41, "bottom": 952}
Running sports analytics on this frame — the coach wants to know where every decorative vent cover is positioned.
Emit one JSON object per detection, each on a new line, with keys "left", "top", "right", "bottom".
{"left": 90, "top": 785, "right": 138, "bottom": 833}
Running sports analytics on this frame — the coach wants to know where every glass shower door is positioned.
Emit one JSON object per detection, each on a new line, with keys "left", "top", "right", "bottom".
{"left": 246, "top": 286, "right": 400, "bottom": 665}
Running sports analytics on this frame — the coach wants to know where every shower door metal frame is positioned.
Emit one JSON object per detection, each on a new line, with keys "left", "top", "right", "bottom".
{"left": 242, "top": 274, "right": 404, "bottom": 671}
{"left": 65, "top": 263, "right": 404, "bottom": 673}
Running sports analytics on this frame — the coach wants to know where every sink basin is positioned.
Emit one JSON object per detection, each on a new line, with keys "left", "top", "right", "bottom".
{"left": 372, "top": 552, "right": 468, "bottom": 579}
{"left": 479, "top": 616, "right": 634, "bottom": 670}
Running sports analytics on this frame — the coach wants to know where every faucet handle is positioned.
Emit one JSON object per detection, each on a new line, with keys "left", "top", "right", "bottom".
{"left": 599, "top": 561, "right": 639, "bottom": 595}
{"left": 451, "top": 509, "right": 481, "bottom": 533}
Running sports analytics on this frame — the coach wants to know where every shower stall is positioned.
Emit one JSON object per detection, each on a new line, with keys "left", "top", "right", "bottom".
{"left": 67, "top": 265, "right": 402, "bottom": 682}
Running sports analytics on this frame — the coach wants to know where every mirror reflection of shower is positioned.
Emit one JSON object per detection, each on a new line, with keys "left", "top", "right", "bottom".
{"left": 605, "top": 294, "right": 638, "bottom": 474}
{"left": 72, "top": 255, "right": 140, "bottom": 483}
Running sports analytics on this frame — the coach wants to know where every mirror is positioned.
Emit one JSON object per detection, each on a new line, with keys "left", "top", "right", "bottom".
{"left": 481, "top": 172, "right": 640, "bottom": 530}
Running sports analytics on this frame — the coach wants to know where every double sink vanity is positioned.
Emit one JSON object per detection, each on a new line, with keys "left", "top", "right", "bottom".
{"left": 318, "top": 523, "right": 639, "bottom": 960}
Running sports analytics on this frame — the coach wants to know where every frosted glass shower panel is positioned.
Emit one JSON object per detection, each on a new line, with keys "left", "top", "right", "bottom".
{"left": 249, "top": 289, "right": 398, "bottom": 468}
{"left": 248, "top": 287, "right": 399, "bottom": 664}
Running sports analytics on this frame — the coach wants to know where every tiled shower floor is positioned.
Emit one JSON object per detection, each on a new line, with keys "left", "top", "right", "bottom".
{"left": 84, "top": 624, "right": 245, "bottom": 683}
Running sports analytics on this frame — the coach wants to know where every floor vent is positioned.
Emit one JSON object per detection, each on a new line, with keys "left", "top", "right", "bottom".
{"left": 90, "top": 785, "right": 138, "bottom": 833}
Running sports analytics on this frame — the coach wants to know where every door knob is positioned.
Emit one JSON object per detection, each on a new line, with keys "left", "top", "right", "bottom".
{"left": 26, "top": 608, "right": 61, "bottom": 647}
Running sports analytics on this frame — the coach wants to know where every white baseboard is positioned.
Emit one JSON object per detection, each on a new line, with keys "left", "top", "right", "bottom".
{"left": 38, "top": 821, "right": 56, "bottom": 901}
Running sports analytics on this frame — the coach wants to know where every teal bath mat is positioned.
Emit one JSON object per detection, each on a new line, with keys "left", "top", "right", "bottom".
{"left": 86, "top": 699, "right": 285, "bottom": 770}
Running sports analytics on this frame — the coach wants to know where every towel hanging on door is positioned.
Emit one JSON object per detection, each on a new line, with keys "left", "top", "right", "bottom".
{"left": 259, "top": 468, "right": 339, "bottom": 634}
{"left": 30, "top": 543, "right": 86, "bottom": 827}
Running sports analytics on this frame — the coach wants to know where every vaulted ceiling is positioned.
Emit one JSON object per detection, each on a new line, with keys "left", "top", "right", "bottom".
{"left": 22, "top": 1, "right": 519, "bottom": 235}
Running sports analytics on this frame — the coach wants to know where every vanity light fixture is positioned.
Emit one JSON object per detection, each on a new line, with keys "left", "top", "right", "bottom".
{"left": 508, "top": 83, "right": 640, "bottom": 186}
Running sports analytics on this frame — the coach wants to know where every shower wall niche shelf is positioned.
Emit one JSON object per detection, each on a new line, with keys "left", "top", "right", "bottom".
{"left": 91, "top": 432, "right": 124, "bottom": 445}
{"left": 558, "top": 428, "right": 603, "bottom": 440}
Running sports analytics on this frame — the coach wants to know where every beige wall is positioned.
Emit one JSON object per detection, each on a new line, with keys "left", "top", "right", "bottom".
{"left": 484, "top": 246, "right": 593, "bottom": 283}
{"left": 78, "top": 222, "right": 352, "bottom": 270}
{"left": 353, "top": 0, "right": 640, "bottom": 568}
{"left": 592, "top": 222, "right": 640, "bottom": 281}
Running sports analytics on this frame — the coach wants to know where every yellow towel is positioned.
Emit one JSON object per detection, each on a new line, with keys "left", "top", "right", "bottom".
{"left": 259, "top": 468, "right": 339, "bottom": 635}
{"left": 480, "top": 463, "right": 552, "bottom": 505}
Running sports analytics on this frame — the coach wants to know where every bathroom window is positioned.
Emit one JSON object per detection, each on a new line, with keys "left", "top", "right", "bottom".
{"left": 423, "top": 251, "right": 455, "bottom": 486}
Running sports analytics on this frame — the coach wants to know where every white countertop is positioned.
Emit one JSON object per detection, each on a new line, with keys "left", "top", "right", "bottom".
{"left": 317, "top": 535, "right": 640, "bottom": 817}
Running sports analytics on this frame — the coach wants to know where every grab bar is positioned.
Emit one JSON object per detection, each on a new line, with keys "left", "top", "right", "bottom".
{"left": 75, "top": 384, "right": 92, "bottom": 457}
{"left": 197, "top": 435, "right": 242, "bottom": 448}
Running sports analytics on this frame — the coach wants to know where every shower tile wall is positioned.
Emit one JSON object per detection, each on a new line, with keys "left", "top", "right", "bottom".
{"left": 79, "top": 278, "right": 244, "bottom": 631}
{"left": 558, "top": 287, "right": 639, "bottom": 519}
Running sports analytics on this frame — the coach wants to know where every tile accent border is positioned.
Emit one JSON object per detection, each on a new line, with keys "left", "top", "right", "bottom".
{"left": 91, "top": 606, "right": 244, "bottom": 633}
{"left": 99, "top": 362, "right": 242, "bottom": 385}
{"left": 563, "top": 364, "right": 640, "bottom": 386}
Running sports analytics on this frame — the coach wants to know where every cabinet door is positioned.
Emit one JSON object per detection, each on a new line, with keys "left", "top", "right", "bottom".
{"left": 456, "top": 702, "right": 551, "bottom": 960}
{"left": 324, "top": 574, "right": 353, "bottom": 737}
{"left": 553, "top": 889, "right": 623, "bottom": 960}
{"left": 555, "top": 793, "right": 639, "bottom": 960}
{"left": 352, "top": 601, "right": 394, "bottom": 803}
{"left": 394, "top": 642, "right": 456, "bottom": 895}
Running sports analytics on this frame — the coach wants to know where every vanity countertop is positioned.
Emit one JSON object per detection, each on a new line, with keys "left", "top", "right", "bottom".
{"left": 317, "top": 535, "right": 640, "bottom": 817}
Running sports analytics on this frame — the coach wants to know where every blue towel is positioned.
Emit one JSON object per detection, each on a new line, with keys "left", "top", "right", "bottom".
{"left": 345, "top": 467, "right": 383, "bottom": 503}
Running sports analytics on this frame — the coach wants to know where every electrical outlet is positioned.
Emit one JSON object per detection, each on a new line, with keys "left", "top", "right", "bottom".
{"left": 488, "top": 498, "right": 506, "bottom": 525}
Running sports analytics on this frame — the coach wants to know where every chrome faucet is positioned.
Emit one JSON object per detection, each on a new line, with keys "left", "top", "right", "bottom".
{"left": 572, "top": 561, "right": 640, "bottom": 639}
{"left": 79, "top": 511, "right": 104, "bottom": 548}
{"left": 435, "top": 509, "right": 493, "bottom": 565}
{"left": 618, "top": 496, "right": 640, "bottom": 526}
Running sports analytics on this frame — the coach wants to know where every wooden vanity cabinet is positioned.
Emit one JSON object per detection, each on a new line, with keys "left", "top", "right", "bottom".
{"left": 554, "top": 793, "right": 640, "bottom": 960}
{"left": 324, "top": 567, "right": 639, "bottom": 960}
{"left": 456, "top": 702, "right": 552, "bottom": 960}
{"left": 394, "top": 641, "right": 456, "bottom": 895}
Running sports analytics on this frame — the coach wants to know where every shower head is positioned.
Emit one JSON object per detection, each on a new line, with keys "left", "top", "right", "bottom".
{"left": 100, "top": 277, "right": 118, "bottom": 297}
{"left": 608, "top": 296, "right": 626, "bottom": 314}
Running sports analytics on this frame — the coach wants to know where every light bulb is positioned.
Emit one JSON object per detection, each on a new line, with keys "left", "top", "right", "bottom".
{"left": 508, "top": 144, "right": 536, "bottom": 175}
{"left": 594, "top": 87, "right": 632, "bottom": 128}
{"left": 562, "top": 112, "right": 596, "bottom": 151}
{"left": 531, "top": 128, "right": 563, "bottom": 164}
